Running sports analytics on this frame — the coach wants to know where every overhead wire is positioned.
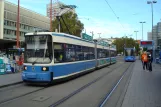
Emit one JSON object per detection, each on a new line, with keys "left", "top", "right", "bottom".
{"left": 104, "top": 0, "right": 126, "bottom": 31}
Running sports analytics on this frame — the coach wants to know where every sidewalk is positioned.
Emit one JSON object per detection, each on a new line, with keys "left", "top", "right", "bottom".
{"left": 122, "top": 60, "right": 161, "bottom": 107}
{"left": 0, "top": 73, "right": 22, "bottom": 88}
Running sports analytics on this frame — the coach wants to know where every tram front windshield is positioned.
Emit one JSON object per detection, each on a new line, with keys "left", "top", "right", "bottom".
{"left": 24, "top": 35, "right": 52, "bottom": 64}
{"left": 125, "top": 49, "right": 134, "bottom": 56}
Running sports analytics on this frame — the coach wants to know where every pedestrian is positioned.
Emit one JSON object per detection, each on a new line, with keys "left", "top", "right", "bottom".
{"left": 141, "top": 51, "right": 148, "bottom": 71}
{"left": 59, "top": 53, "right": 63, "bottom": 62}
{"left": 141, "top": 53, "right": 143, "bottom": 64}
{"left": 148, "top": 53, "right": 153, "bottom": 72}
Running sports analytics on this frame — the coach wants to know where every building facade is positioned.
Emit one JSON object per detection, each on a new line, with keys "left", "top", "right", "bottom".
{"left": 147, "top": 22, "right": 161, "bottom": 49}
{"left": 147, "top": 32, "right": 152, "bottom": 40}
{"left": 157, "top": 22, "right": 161, "bottom": 49}
{"left": 46, "top": 2, "right": 75, "bottom": 20}
{"left": 0, "top": 0, "right": 50, "bottom": 49}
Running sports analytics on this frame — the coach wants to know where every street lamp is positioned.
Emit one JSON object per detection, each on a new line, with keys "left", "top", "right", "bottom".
{"left": 83, "top": 29, "right": 86, "bottom": 33}
{"left": 140, "top": 22, "right": 146, "bottom": 40}
{"left": 90, "top": 31, "right": 94, "bottom": 37}
{"left": 50, "top": 0, "right": 52, "bottom": 32}
{"left": 98, "top": 33, "right": 101, "bottom": 38}
{"left": 16, "top": 0, "right": 20, "bottom": 48}
{"left": 147, "top": 0, "right": 157, "bottom": 40}
{"left": 134, "top": 31, "right": 139, "bottom": 40}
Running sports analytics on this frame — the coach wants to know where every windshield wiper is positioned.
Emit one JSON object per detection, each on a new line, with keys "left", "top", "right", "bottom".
{"left": 43, "top": 36, "right": 48, "bottom": 61}
{"left": 32, "top": 49, "right": 39, "bottom": 65}
{"left": 32, "top": 57, "right": 39, "bottom": 65}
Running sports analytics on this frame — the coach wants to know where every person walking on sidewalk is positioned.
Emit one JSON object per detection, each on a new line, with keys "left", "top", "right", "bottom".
{"left": 141, "top": 52, "right": 148, "bottom": 71}
{"left": 141, "top": 52, "right": 143, "bottom": 64}
{"left": 147, "top": 53, "right": 153, "bottom": 72}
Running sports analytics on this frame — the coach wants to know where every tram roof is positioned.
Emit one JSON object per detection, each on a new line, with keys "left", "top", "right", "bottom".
{"left": 25, "top": 32, "right": 116, "bottom": 48}
{"left": 26, "top": 32, "right": 93, "bottom": 42}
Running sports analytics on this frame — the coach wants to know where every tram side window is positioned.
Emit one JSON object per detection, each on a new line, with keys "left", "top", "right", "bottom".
{"left": 114, "top": 51, "right": 116, "bottom": 57}
{"left": 82, "top": 46, "right": 89, "bottom": 60}
{"left": 75, "top": 45, "right": 83, "bottom": 61}
{"left": 103, "top": 49, "right": 106, "bottom": 58}
{"left": 89, "top": 47, "right": 95, "bottom": 60}
{"left": 97, "top": 49, "right": 105, "bottom": 58}
{"left": 54, "top": 43, "right": 95, "bottom": 63}
{"left": 110, "top": 51, "right": 114, "bottom": 57}
{"left": 75, "top": 46, "right": 95, "bottom": 61}
{"left": 97, "top": 49, "right": 100, "bottom": 58}
{"left": 111, "top": 51, "right": 116, "bottom": 57}
{"left": 65, "top": 44, "right": 76, "bottom": 62}
{"left": 106, "top": 50, "right": 109, "bottom": 57}
{"left": 54, "top": 43, "right": 64, "bottom": 63}
{"left": 113, "top": 51, "right": 116, "bottom": 57}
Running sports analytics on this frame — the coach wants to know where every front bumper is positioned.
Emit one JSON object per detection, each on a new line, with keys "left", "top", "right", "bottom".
{"left": 22, "top": 72, "right": 52, "bottom": 82}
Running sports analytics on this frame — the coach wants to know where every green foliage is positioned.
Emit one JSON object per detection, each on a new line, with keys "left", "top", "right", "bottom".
{"left": 143, "top": 47, "right": 147, "bottom": 51}
{"left": 113, "top": 37, "right": 140, "bottom": 54}
{"left": 52, "top": 12, "right": 84, "bottom": 37}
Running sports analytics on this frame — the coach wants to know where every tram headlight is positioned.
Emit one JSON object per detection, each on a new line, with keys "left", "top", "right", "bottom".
{"left": 43, "top": 67, "right": 46, "bottom": 71}
{"left": 24, "top": 66, "right": 27, "bottom": 70}
{"left": 42, "top": 67, "right": 49, "bottom": 71}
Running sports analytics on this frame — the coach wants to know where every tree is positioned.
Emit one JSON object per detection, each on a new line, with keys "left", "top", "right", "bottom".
{"left": 113, "top": 37, "right": 140, "bottom": 55}
{"left": 52, "top": 12, "right": 84, "bottom": 37}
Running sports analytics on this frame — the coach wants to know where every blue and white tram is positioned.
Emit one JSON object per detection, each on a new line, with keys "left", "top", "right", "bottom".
{"left": 124, "top": 48, "right": 136, "bottom": 62}
{"left": 22, "top": 32, "right": 117, "bottom": 83}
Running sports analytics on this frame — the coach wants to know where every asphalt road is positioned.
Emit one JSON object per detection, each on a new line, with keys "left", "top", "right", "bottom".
{"left": 0, "top": 56, "right": 133, "bottom": 107}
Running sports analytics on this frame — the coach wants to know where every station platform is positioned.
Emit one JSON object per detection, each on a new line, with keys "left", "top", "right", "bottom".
{"left": 0, "top": 72, "right": 22, "bottom": 88}
{"left": 121, "top": 60, "right": 161, "bottom": 107}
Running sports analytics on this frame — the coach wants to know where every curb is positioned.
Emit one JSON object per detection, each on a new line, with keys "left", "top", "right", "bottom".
{"left": 0, "top": 81, "right": 23, "bottom": 88}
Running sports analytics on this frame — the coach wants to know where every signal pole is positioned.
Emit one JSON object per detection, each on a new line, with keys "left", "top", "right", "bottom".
{"left": 134, "top": 31, "right": 139, "bottom": 41}
{"left": 16, "top": 0, "right": 20, "bottom": 48}
{"left": 50, "top": 0, "right": 52, "bottom": 32}
{"left": 98, "top": 33, "right": 101, "bottom": 38}
{"left": 90, "top": 31, "right": 94, "bottom": 38}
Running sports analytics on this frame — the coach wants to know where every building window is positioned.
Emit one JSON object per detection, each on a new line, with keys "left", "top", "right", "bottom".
{"left": 4, "top": 29, "right": 7, "bottom": 34}
{"left": 4, "top": 20, "right": 7, "bottom": 25}
{"left": 20, "top": 24, "right": 24, "bottom": 29}
{"left": 13, "top": 22, "right": 16, "bottom": 27}
{"left": 7, "top": 29, "right": 10, "bottom": 34}
{"left": 20, "top": 32, "right": 25, "bottom": 36}
{"left": 6, "top": 20, "right": 9, "bottom": 26}
{"left": 14, "top": 31, "right": 16, "bottom": 36}
{"left": 4, "top": 20, "right": 16, "bottom": 27}
{"left": 4, "top": 29, "right": 16, "bottom": 36}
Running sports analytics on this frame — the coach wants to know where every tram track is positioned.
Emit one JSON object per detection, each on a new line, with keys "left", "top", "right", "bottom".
{"left": 98, "top": 62, "right": 133, "bottom": 107}
{"left": 0, "top": 60, "right": 125, "bottom": 107}
{"left": 0, "top": 63, "right": 121, "bottom": 106}
{"left": 49, "top": 62, "right": 126, "bottom": 107}
{"left": 0, "top": 84, "right": 48, "bottom": 105}
{"left": 0, "top": 82, "right": 23, "bottom": 92}
{"left": 0, "top": 81, "right": 23, "bottom": 89}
